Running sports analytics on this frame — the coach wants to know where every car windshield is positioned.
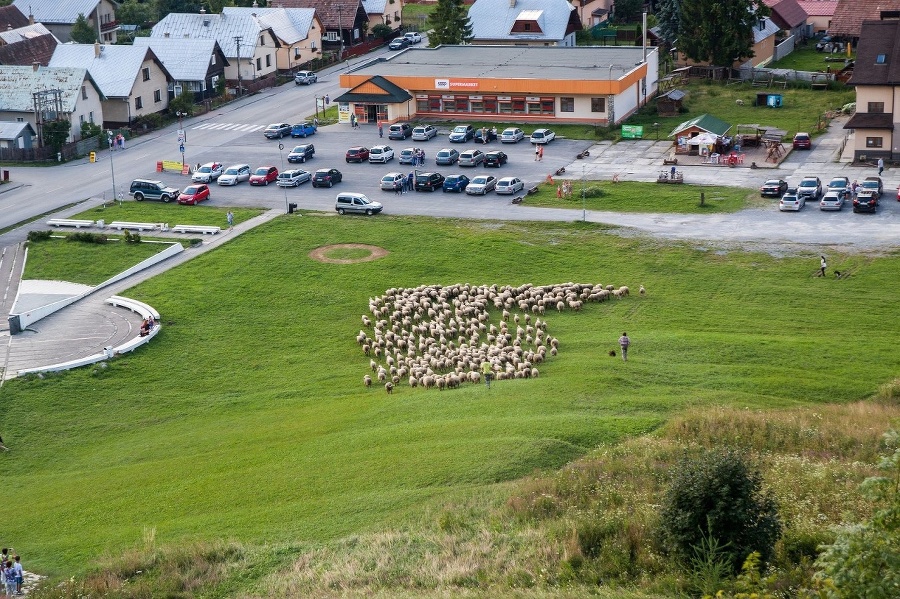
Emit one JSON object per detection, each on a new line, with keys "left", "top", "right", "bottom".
{"left": 438, "top": 151, "right": 449, "bottom": 157}
{"left": 453, "top": 126, "right": 468, "bottom": 133}
{"left": 533, "top": 132, "right": 544, "bottom": 138}
{"left": 184, "top": 186, "right": 200, "bottom": 194}
{"left": 254, "top": 168, "right": 269, "bottom": 175}
{"left": 862, "top": 181, "right": 878, "bottom": 188}
{"left": 829, "top": 179, "right": 846, "bottom": 187}
{"left": 796, "top": 135, "right": 809, "bottom": 140}
{"left": 382, "top": 176, "right": 396, "bottom": 182}
{"left": 224, "top": 168, "right": 238, "bottom": 175}
{"left": 267, "top": 124, "right": 280, "bottom": 129}
{"left": 472, "top": 177, "right": 488, "bottom": 184}
{"left": 799, "top": 180, "right": 816, "bottom": 187}
{"left": 199, "top": 166, "right": 211, "bottom": 173}
{"left": 764, "top": 180, "right": 779, "bottom": 186}
{"left": 503, "top": 129, "right": 516, "bottom": 134}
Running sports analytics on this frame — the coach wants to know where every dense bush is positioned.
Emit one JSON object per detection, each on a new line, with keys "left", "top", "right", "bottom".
{"left": 658, "top": 448, "right": 782, "bottom": 572}
{"left": 123, "top": 230, "right": 141, "bottom": 244}
{"left": 27, "top": 230, "right": 53, "bottom": 242}
{"left": 67, "top": 232, "right": 108, "bottom": 244}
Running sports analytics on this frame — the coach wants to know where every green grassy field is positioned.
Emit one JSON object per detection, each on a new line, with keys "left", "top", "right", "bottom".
{"left": 524, "top": 180, "right": 753, "bottom": 212}
{"left": 769, "top": 44, "right": 855, "bottom": 72}
{"left": 3, "top": 214, "right": 899, "bottom": 595}
{"left": 74, "top": 203, "right": 265, "bottom": 228}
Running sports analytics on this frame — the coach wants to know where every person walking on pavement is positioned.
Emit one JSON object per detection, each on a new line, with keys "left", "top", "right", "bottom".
{"left": 538, "top": 145, "right": 544, "bottom": 161}
{"left": 618, "top": 332, "right": 631, "bottom": 362}
{"left": 378, "top": 122, "right": 383, "bottom": 138}
{"left": 407, "top": 171, "right": 414, "bottom": 192}
{"left": 534, "top": 145, "right": 540, "bottom": 161}
{"left": 820, "top": 255, "right": 827, "bottom": 277}
{"left": 878, "top": 157, "right": 884, "bottom": 176}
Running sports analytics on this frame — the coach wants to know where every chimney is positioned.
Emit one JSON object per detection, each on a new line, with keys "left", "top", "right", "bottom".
{"left": 32, "top": 61, "right": 39, "bottom": 71}
{"left": 252, "top": 0, "right": 259, "bottom": 7}
{"left": 200, "top": 7, "right": 206, "bottom": 14}
{"left": 28, "top": 12, "right": 34, "bottom": 25}
{"left": 94, "top": 42, "right": 101, "bottom": 57}
{"left": 164, "top": 31, "right": 170, "bottom": 38}
{"left": 509, "top": 0, "right": 516, "bottom": 6}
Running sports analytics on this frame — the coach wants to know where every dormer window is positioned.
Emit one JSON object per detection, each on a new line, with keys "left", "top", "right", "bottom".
{"left": 524, "top": 23, "right": 531, "bottom": 31}
{"left": 876, "top": 54, "right": 887, "bottom": 64}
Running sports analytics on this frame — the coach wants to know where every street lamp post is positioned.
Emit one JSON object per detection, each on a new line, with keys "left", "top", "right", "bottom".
{"left": 335, "top": 4, "right": 344, "bottom": 62}
{"left": 278, "top": 143, "right": 289, "bottom": 213}
{"left": 652, "top": 122, "right": 660, "bottom": 141}
{"left": 582, "top": 164, "right": 586, "bottom": 222}
{"left": 107, "top": 130, "right": 118, "bottom": 205}
{"left": 176, "top": 111, "right": 187, "bottom": 143}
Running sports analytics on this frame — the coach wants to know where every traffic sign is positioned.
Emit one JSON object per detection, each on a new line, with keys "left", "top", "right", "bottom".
{"left": 179, "top": 143, "right": 185, "bottom": 153}
{"left": 177, "top": 129, "right": 185, "bottom": 143}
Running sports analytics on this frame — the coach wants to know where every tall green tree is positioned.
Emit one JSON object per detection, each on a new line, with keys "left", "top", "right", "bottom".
{"left": 613, "top": 0, "right": 643, "bottom": 24}
{"left": 428, "top": 0, "right": 472, "bottom": 47}
{"left": 656, "top": 0, "right": 680, "bottom": 47}
{"left": 70, "top": 14, "right": 98, "bottom": 44}
{"left": 115, "top": 0, "right": 156, "bottom": 27}
{"left": 678, "top": 0, "right": 767, "bottom": 67}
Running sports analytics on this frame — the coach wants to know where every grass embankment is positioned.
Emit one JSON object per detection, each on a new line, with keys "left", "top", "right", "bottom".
{"left": 23, "top": 236, "right": 172, "bottom": 286}
{"left": 74, "top": 203, "right": 265, "bottom": 229}
{"left": 2, "top": 214, "right": 899, "bottom": 597}
{"left": 525, "top": 181, "right": 752, "bottom": 213}
{"left": 769, "top": 44, "right": 855, "bottom": 73}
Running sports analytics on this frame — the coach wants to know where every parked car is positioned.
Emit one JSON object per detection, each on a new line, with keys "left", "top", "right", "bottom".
{"left": 178, "top": 184, "right": 210, "bottom": 205}
{"left": 249, "top": 165, "right": 279, "bottom": 186}
{"left": 403, "top": 31, "right": 422, "bottom": 44}
{"left": 530, "top": 128, "right": 556, "bottom": 144}
{"left": 484, "top": 151, "right": 508, "bottom": 167}
{"left": 380, "top": 172, "right": 405, "bottom": 191}
{"left": 442, "top": 174, "right": 470, "bottom": 193}
{"left": 336, "top": 192, "right": 382, "bottom": 215}
{"left": 819, "top": 191, "right": 845, "bottom": 211}
{"left": 346, "top": 146, "right": 370, "bottom": 163}
{"left": 779, "top": 188, "right": 805, "bottom": 211}
{"left": 500, "top": 127, "right": 525, "bottom": 143}
{"left": 435, "top": 148, "right": 460, "bottom": 165}
{"left": 412, "top": 125, "right": 437, "bottom": 141}
{"left": 465, "top": 175, "right": 497, "bottom": 195}
{"left": 458, "top": 149, "right": 485, "bottom": 166}
{"left": 449, "top": 125, "right": 475, "bottom": 143}
{"left": 414, "top": 172, "right": 445, "bottom": 192}
{"left": 495, "top": 176, "right": 524, "bottom": 195}
{"left": 191, "top": 162, "right": 224, "bottom": 183}
{"left": 388, "top": 37, "right": 410, "bottom": 51}
{"left": 853, "top": 190, "right": 879, "bottom": 213}
{"left": 217, "top": 164, "right": 251, "bottom": 186}
{"left": 826, "top": 176, "right": 850, "bottom": 195}
{"left": 312, "top": 168, "right": 343, "bottom": 188}
{"left": 291, "top": 122, "right": 317, "bottom": 138}
{"left": 861, "top": 176, "right": 883, "bottom": 199}
{"left": 369, "top": 145, "right": 395, "bottom": 163}
{"left": 288, "top": 144, "right": 315, "bottom": 163}
{"left": 759, "top": 178, "right": 788, "bottom": 197}
{"left": 792, "top": 132, "right": 811, "bottom": 150}
{"left": 388, "top": 122, "right": 412, "bottom": 140}
{"left": 294, "top": 70, "right": 317, "bottom": 85}
{"left": 264, "top": 123, "right": 291, "bottom": 139}
{"left": 797, "top": 176, "right": 822, "bottom": 200}
{"left": 129, "top": 179, "right": 179, "bottom": 202}
{"left": 398, "top": 148, "right": 417, "bottom": 164}
{"left": 276, "top": 169, "right": 311, "bottom": 187}
{"left": 474, "top": 127, "right": 497, "bottom": 143}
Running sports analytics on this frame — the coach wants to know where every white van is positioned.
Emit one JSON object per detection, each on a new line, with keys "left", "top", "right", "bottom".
{"left": 336, "top": 192, "right": 383, "bottom": 216}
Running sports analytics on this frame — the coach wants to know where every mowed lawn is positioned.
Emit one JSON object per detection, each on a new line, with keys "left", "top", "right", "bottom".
{"left": 2, "top": 214, "right": 899, "bottom": 576}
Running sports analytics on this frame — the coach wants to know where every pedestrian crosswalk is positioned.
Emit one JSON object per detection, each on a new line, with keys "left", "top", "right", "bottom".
{"left": 191, "top": 122, "right": 266, "bottom": 132}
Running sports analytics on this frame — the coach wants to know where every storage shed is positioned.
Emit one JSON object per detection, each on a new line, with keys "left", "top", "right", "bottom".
{"left": 657, "top": 89, "right": 685, "bottom": 117}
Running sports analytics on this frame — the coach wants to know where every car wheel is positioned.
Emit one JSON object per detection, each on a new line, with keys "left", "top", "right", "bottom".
{"left": 264, "top": 180, "right": 268, "bottom": 186}
{"left": 162, "top": 195, "right": 171, "bottom": 203}
{"left": 338, "top": 208, "right": 346, "bottom": 215}
{"left": 327, "top": 181, "right": 333, "bottom": 188}
{"left": 134, "top": 193, "right": 144, "bottom": 201}
{"left": 366, "top": 209, "right": 373, "bottom": 216}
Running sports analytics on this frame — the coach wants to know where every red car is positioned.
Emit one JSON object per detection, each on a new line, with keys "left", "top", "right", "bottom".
{"left": 249, "top": 165, "right": 278, "bottom": 186}
{"left": 792, "top": 132, "right": 811, "bottom": 150}
{"left": 345, "top": 146, "right": 370, "bottom": 163}
{"left": 177, "top": 183, "right": 210, "bottom": 205}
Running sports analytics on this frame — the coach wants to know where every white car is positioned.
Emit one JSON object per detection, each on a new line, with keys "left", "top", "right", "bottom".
{"left": 380, "top": 172, "right": 405, "bottom": 191}
{"left": 192, "top": 162, "right": 224, "bottom": 183}
{"left": 495, "top": 176, "right": 524, "bottom": 195}
{"left": 530, "top": 129, "right": 556, "bottom": 144}
{"left": 819, "top": 190, "right": 845, "bottom": 211}
{"left": 412, "top": 125, "right": 437, "bottom": 141}
{"left": 403, "top": 32, "right": 422, "bottom": 44}
{"left": 217, "top": 164, "right": 251, "bottom": 186}
{"left": 779, "top": 188, "right": 805, "bottom": 211}
{"left": 500, "top": 127, "right": 525, "bottom": 143}
{"left": 465, "top": 175, "right": 497, "bottom": 195}
{"left": 368, "top": 145, "right": 395, "bottom": 163}
{"left": 276, "top": 169, "right": 311, "bottom": 187}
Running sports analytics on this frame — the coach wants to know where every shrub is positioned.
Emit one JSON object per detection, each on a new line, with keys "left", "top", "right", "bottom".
{"left": 27, "top": 230, "right": 53, "bottom": 242}
{"left": 67, "top": 232, "right": 108, "bottom": 244}
{"left": 123, "top": 230, "right": 141, "bottom": 244}
{"left": 658, "top": 448, "right": 782, "bottom": 572}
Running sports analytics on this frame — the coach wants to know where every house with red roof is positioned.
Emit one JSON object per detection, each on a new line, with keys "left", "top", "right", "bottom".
{"left": 762, "top": 0, "right": 809, "bottom": 40}
{"left": 797, "top": 1, "right": 838, "bottom": 35}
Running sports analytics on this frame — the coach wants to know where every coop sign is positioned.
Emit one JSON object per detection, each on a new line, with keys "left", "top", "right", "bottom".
{"left": 621, "top": 125, "right": 644, "bottom": 139}
{"left": 435, "top": 78, "right": 479, "bottom": 90}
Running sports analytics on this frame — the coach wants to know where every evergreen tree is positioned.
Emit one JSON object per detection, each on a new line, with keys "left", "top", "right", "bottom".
{"left": 428, "top": 0, "right": 472, "bottom": 47}
{"left": 678, "top": 0, "right": 767, "bottom": 67}
{"left": 613, "top": 0, "right": 643, "bottom": 24}
{"left": 70, "top": 14, "right": 98, "bottom": 44}
{"left": 656, "top": 0, "right": 680, "bottom": 47}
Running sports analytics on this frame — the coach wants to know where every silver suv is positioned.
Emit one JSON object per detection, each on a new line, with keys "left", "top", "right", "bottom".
{"left": 129, "top": 179, "right": 179, "bottom": 202}
{"left": 294, "top": 70, "right": 317, "bottom": 85}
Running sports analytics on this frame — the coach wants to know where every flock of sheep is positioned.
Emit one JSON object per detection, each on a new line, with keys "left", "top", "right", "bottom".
{"left": 356, "top": 281, "right": 637, "bottom": 394}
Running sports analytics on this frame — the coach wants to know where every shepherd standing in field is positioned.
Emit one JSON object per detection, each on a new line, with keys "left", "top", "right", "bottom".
{"left": 618, "top": 332, "right": 631, "bottom": 362}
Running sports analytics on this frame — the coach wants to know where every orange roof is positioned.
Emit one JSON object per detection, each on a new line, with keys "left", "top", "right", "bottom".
{"left": 829, "top": 0, "right": 900, "bottom": 37}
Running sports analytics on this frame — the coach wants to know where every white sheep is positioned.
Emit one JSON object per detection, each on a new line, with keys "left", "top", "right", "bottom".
{"left": 385, "top": 381, "right": 394, "bottom": 394}
{"left": 639, "top": 284, "right": 646, "bottom": 295}
{"left": 363, "top": 375, "right": 372, "bottom": 387}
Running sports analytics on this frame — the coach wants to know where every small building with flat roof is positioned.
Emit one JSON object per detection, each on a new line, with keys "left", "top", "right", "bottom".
{"left": 336, "top": 44, "right": 658, "bottom": 126}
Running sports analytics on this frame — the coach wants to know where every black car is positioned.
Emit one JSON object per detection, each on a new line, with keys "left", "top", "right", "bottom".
{"left": 474, "top": 128, "right": 498, "bottom": 144}
{"left": 388, "top": 37, "right": 410, "bottom": 51}
{"left": 311, "top": 168, "right": 343, "bottom": 188}
{"left": 484, "top": 151, "right": 508, "bottom": 167}
{"left": 414, "top": 172, "right": 445, "bottom": 192}
{"left": 759, "top": 178, "right": 788, "bottom": 197}
{"left": 861, "top": 176, "right": 883, "bottom": 199}
{"left": 287, "top": 144, "right": 315, "bottom": 163}
{"left": 853, "top": 191, "right": 879, "bottom": 213}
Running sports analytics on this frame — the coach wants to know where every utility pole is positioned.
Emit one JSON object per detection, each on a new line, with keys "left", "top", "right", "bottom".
{"left": 234, "top": 36, "right": 243, "bottom": 97}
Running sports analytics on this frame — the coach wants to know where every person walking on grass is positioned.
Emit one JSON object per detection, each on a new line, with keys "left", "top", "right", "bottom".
{"left": 618, "top": 332, "right": 631, "bottom": 362}
{"left": 820, "top": 255, "right": 827, "bottom": 277}
{"left": 226, "top": 211, "right": 234, "bottom": 229}
{"left": 481, "top": 361, "right": 493, "bottom": 389}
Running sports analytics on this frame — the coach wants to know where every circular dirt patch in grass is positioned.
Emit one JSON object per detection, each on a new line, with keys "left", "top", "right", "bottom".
{"left": 309, "top": 244, "right": 389, "bottom": 264}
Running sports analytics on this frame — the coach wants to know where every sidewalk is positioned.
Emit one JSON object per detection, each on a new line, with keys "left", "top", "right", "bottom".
{"left": 0, "top": 208, "right": 282, "bottom": 381}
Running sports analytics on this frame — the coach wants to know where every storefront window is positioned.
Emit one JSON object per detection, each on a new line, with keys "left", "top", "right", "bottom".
{"left": 471, "top": 100, "right": 484, "bottom": 113}
{"left": 483, "top": 97, "right": 497, "bottom": 113}
{"left": 443, "top": 98, "right": 456, "bottom": 112}
{"left": 498, "top": 100, "right": 512, "bottom": 114}
{"left": 416, "top": 98, "right": 429, "bottom": 112}
{"left": 560, "top": 97, "right": 574, "bottom": 112}
{"left": 512, "top": 98, "right": 526, "bottom": 114}
{"left": 527, "top": 100, "right": 541, "bottom": 114}
{"left": 591, "top": 97, "right": 606, "bottom": 113}
{"left": 456, "top": 96, "right": 469, "bottom": 112}
{"left": 428, "top": 96, "right": 442, "bottom": 111}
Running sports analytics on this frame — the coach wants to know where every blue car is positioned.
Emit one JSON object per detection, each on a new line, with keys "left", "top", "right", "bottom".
{"left": 442, "top": 174, "right": 470, "bottom": 193}
{"left": 291, "top": 122, "right": 317, "bottom": 138}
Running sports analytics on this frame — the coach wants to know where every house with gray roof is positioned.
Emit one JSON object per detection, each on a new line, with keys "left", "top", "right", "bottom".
{"left": 11, "top": 0, "right": 119, "bottom": 43}
{"left": 132, "top": 37, "right": 229, "bottom": 103}
{"left": 468, "top": 0, "right": 582, "bottom": 47}
{"left": 49, "top": 43, "right": 172, "bottom": 127}
{"left": 0, "top": 64, "right": 104, "bottom": 144}
{"left": 362, "top": 0, "right": 404, "bottom": 34}
{"left": 0, "top": 121, "right": 37, "bottom": 153}
{"left": 222, "top": 7, "right": 324, "bottom": 72}
{"left": 151, "top": 10, "right": 281, "bottom": 87}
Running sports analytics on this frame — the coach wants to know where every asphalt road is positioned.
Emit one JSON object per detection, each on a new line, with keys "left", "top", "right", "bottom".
{"left": 0, "top": 56, "right": 898, "bottom": 252}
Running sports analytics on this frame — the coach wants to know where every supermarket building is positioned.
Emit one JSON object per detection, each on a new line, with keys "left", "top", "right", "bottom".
{"left": 335, "top": 45, "right": 659, "bottom": 126}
